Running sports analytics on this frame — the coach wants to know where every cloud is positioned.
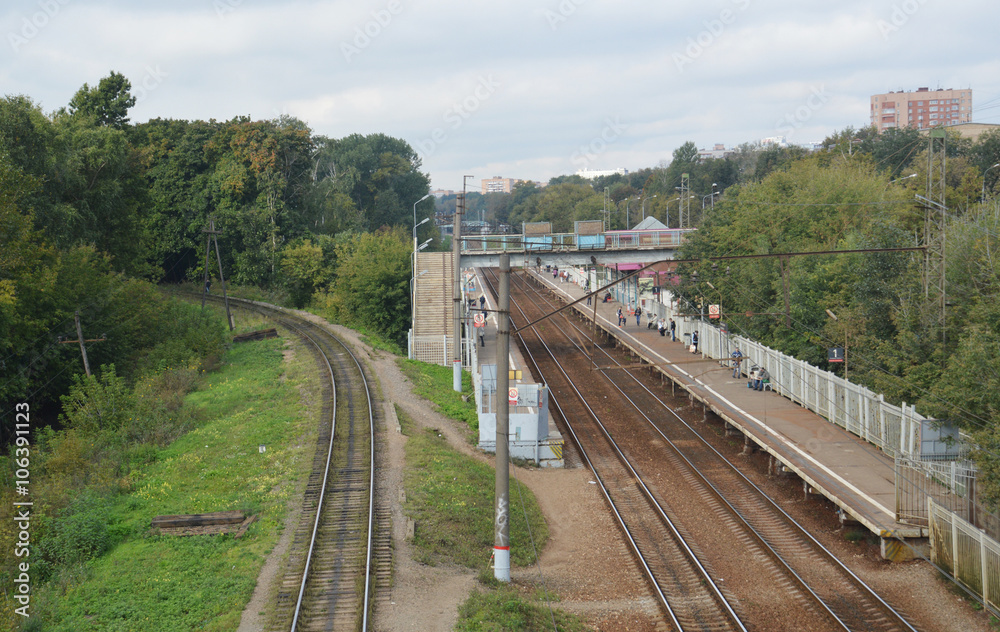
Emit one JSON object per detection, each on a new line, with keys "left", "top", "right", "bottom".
{"left": 2, "top": 0, "right": 998, "bottom": 187}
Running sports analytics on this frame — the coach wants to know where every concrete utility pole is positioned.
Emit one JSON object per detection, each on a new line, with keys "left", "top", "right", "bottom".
{"left": 202, "top": 217, "right": 234, "bottom": 331}
{"left": 494, "top": 253, "right": 511, "bottom": 582}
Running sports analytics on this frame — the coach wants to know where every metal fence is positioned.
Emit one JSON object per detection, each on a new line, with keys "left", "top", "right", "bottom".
{"left": 930, "top": 498, "right": 1000, "bottom": 617}
{"left": 693, "top": 319, "right": 928, "bottom": 460}
{"left": 895, "top": 457, "right": 979, "bottom": 531}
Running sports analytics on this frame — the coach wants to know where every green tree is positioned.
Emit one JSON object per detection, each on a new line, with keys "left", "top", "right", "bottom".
{"left": 67, "top": 71, "right": 136, "bottom": 129}
{"left": 279, "top": 239, "right": 329, "bottom": 308}
{"left": 319, "top": 228, "right": 412, "bottom": 345}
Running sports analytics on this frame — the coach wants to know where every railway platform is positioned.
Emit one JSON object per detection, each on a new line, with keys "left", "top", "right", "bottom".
{"left": 524, "top": 267, "right": 927, "bottom": 561}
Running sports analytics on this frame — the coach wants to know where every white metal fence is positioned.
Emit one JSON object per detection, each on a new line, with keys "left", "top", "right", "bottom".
{"left": 691, "top": 318, "right": 927, "bottom": 460}
{"left": 930, "top": 497, "right": 1000, "bottom": 617}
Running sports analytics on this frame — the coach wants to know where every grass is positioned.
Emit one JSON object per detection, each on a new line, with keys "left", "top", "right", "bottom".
{"left": 455, "top": 583, "right": 590, "bottom": 632}
{"left": 32, "top": 335, "right": 320, "bottom": 631}
{"left": 403, "top": 426, "right": 547, "bottom": 569}
{"left": 395, "top": 370, "right": 588, "bottom": 630}
{"left": 397, "top": 357, "right": 479, "bottom": 433}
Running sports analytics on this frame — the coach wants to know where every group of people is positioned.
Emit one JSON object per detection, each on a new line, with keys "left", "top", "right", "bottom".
{"left": 615, "top": 305, "right": 645, "bottom": 327}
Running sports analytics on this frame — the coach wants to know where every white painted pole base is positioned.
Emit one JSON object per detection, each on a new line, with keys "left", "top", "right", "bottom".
{"left": 453, "top": 360, "right": 462, "bottom": 392}
{"left": 494, "top": 547, "right": 510, "bottom": 582}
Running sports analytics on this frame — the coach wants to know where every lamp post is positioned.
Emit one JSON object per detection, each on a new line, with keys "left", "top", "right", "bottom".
{"left": 641, "top": 194, "right": 657, "bottom": 221}
{"left": 706, "top": 280, "right": 724, "bottom": 355}
{"left": 711, "top": 183, "right": 718, "bottom": 210}
{"left": 984, "top": 162, "right": 1000, "bottom": 203}
{"left": 413, "top": 193, "right": 433, "bottom": 248}
{"left": 411, "top": 193, "right": 433, "bottom": 354}
{"left": 625, "top": 196, "right": 637, "bottom": 229}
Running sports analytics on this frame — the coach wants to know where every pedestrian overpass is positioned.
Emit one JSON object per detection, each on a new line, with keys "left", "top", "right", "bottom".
{"left": 458, "top": 227, "right": 695, "bottom": 267}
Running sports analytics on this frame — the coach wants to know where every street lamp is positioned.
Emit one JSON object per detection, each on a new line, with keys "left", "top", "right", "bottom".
{"left": 641, "top": 194, "right": 657, "bottom": 221}
{"left": 983, "top": 162, "right": 1000, "bottom": 203}
{"left": 413, "top": 193, "right": 433, "bottom": 246}
{"left": 888, "top": 173, "right": 916, "bottom": 186}
{"left": 625, "top": 196, "right": 638, "bottom": 229}
{"left": 410, "top": 193, "right": 433, "bottom": 348}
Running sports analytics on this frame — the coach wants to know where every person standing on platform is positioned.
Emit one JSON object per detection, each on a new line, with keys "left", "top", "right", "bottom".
{"left": 669, "top": 318, "right": 676, "bottom": 342}
{"left": 479, "top": 295, "right": 485, "bottom": 310}
{"left": 634, "top": 306, "right": 641, "bottom": 326}
{"left": 658, "top": 319, "right": 666, "bottom": 336}
{"left": 731, "top": 347, "right": 743, "bottom": 378}
{"left": 691, "top": 330, "right": 699, "bottom": 352}
{"left": 586, "top": 292, "right": 592, "bottom": 306}
{"left": 617, "top": 307, "right": 624, "bottom": 327}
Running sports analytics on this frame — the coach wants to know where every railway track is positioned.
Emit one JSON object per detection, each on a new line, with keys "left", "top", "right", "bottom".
{"left": 482, "top": 267, "right": 922, "bottom": 632}
{"left": 201, "top": 296, "right": 380, "bottom": 632}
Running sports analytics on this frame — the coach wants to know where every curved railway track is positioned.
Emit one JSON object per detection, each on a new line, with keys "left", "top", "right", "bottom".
{"left": 201, "top": 296, "right": 380, "bottom": 632}
{"left": 482, "top": 267, "right": 922, "bottom": 632}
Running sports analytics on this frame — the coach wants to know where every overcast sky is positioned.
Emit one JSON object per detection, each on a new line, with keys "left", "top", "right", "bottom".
{"left": 3, "top": 0, "right": 998, "bottom": 192}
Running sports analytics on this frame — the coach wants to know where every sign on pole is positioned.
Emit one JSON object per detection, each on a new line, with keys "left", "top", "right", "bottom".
{"left": 708, "top": 304, "right": 720, "bottom": 319}
{"left": 828, "top": 347, "right": 845, "bottom": 363}
{"left": 474, "top": 313, "right": 486, "bottom": 328}
{"left": 508, "top": 387, "right": 519, "bottom": 405}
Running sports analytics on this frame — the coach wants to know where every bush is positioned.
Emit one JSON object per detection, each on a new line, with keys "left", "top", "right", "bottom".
{"left": 39, "top": 492, "right": 116, "bottom": 569}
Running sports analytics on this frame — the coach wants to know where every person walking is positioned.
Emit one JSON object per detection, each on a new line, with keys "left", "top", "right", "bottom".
{"left": 617, "top": 307, "right": 624, "bottom": 327}
{"left": 634, "top": 306, "right": 641, "bottom": 327}
{"left": 731, "top": 347, "right": 743, "bottom": 378}
{"left": 479, "top": 295, "right": 486, "bottom": 310}
{"left": 669, "top": 318, "right": 676, "bottom": 342}
{"left": 586, "top": 292, "right": 592, "bottom": 306}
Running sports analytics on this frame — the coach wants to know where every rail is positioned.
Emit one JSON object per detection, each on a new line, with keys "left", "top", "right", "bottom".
{"left": 508, "top": 271, "right": 921, "bottom": 631}
{"left": 201, "top": 295, "right": 376, "bottom": 632}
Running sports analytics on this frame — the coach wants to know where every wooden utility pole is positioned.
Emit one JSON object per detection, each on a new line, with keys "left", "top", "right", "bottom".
{"left": 202, "top": 217, "right": 234, "bottom": 331}
{"left": 58, "top": 311, "right": 106, "bottom": 377}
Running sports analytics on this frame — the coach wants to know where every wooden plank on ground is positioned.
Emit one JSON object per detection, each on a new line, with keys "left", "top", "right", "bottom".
{"left": 233, "top": 514, "right": 258, "bottom": 539}
{"left": 233, "top": 328, "right": 278, "bottom": 343}
{"left": 152, "top": 511, "right": 245, "bottom": 528}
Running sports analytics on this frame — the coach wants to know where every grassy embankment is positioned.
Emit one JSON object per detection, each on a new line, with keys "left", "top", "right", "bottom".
{"left": 32, "top": 312, "right": 320, "bottom": 631}
{"left": 396, "top": 358, "right": 590, "bottom": 632}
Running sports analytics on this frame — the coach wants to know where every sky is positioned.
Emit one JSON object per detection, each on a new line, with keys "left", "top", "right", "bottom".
{"left": 3, "top": 0, "right": 999, "bottom": 193}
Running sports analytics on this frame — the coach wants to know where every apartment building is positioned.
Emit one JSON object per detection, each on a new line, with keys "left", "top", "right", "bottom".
{"left": 871, "top": 87, "right": 972, "bottom": 132}
{"left": 481, "top": 176, "right": 523, "bottom": 194}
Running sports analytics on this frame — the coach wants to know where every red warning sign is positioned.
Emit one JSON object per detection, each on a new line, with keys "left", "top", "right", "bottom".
{"left": 708, "top": 304, "right": 720, "bottom": 319}
{"left": 508, "top": 388, "right": 519, "bottom": 405}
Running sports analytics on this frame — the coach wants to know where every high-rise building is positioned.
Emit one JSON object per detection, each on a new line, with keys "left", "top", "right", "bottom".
{"left": 870, "top": 87, "right": 972, "bottom": 132}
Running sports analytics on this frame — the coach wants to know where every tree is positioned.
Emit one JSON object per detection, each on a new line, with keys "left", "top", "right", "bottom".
{"left": 318, "top": 228, "right": 412, "bottom": 345}
{"left": 67, "top": 71, "right": 136, "bottom": 129}
{"left": 279, "top": 239, "right": 329, "bottom": 308}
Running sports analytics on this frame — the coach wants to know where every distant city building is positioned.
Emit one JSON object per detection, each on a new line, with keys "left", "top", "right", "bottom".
{"left": 935, "top": 122, "right": 1000, "bottom": 142}
{"left": 481, "top": 176, "right": 525, "bottom": 194}
{"left": 698, "top": 143, "right": 732, "bottom": 161}
{"left": 575, "top": 167, "right": 628, "bottom": 179}
{"left": 431, "top": 189, "right": 455, "bottom": 198}
{"left": 760, "top": 136, "right": 789, "bottom": 147}
{"left": 871, "top": 87, "right": 972, "bottom": 132}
